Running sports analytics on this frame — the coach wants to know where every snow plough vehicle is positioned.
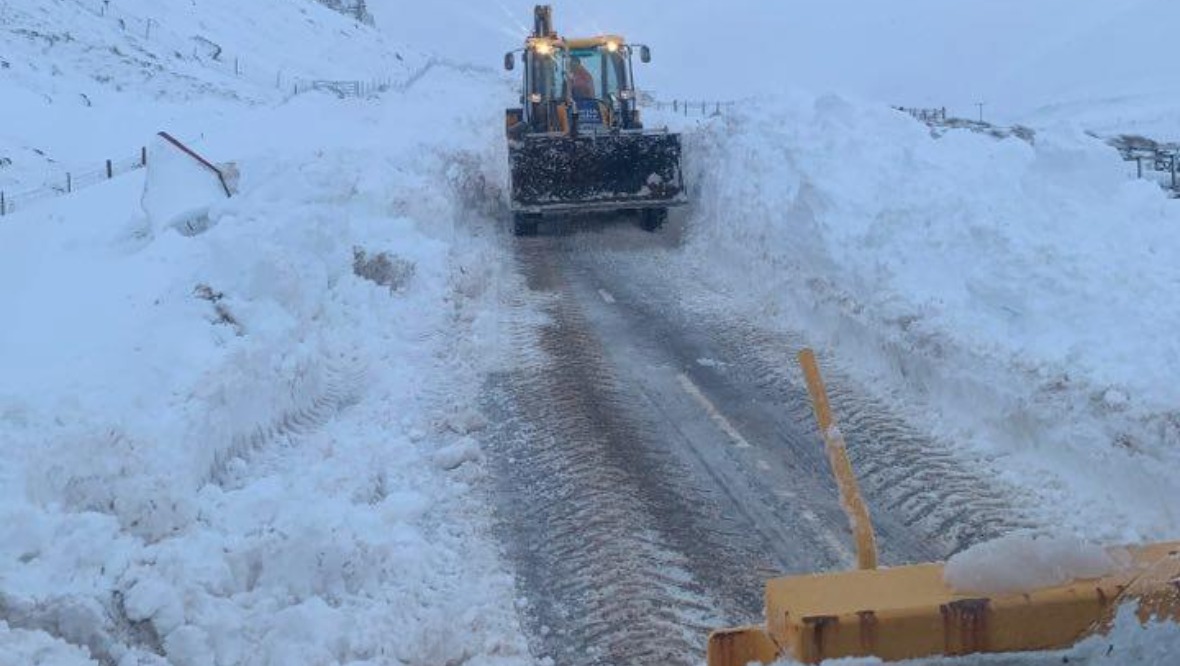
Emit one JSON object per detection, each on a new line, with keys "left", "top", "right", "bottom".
{"left": 502, "top": 5, "right": 686, "bottom": 236}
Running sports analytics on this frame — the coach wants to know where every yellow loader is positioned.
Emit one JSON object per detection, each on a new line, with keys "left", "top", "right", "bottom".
{"left": 502, "top": 6, "right": 686, "bottom": 236}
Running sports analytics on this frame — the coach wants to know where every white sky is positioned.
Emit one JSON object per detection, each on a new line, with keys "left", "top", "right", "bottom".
{"left": 370, "top": 0, "right": 1180, "bottom": 122}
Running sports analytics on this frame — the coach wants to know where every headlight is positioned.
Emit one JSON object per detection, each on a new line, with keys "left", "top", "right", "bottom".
{"left": 534, "top": 41, "right": 552, "bottom": 55}
{"left": 606, "top": 41, "right": 619, "bottom": 53}
{"left": 619, "top": 89, "right": 634, "bottom": 100}
{"left": 529, "top": 93, "right": 542, "bottom": 103}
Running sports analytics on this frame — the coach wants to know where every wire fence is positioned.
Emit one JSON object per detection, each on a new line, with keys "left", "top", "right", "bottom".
{"left": 70, "top": 0, "right": 396, "bottom": 98}
{"left": 1105, "top": 134, "right": 1180, "bottom": 196}
{"left": 295, "top": 78, "right": 394, "bottom": 98}
{"left": 895, "top": 103, "right": 1036, "bottom": 142}
{"left": 1, "top": 148, "right": 147, "bottom": 217}
{"left": 645, "top": 99, "right": 737, "bottom": 117}
{"left": 893, "top": 106, "right": 948, "bottom": 123}
{"left": 292, "top": 58, "right": 495, "bottom": 99}
{"left": 897, "top": 103, "right": 1180, "bottom": 198}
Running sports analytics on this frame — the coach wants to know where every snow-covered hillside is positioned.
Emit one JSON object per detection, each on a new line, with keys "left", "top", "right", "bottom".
{"left": 1, "top": 0, "right": 427, "bottom": 198}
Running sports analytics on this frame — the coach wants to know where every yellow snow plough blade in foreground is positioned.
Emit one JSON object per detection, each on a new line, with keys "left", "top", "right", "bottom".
{"left": 707, "top": 350, "right": 1180, "bottom": 665}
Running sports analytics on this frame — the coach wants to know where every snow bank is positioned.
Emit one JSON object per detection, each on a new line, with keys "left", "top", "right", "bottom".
{"left": 675, "top": 93, "right": 1180, "bottom": 541}
{"left": 0, "top": 622, "right": 98, "bottom": 666}
{"left": 0, "top": 64, "right": 526, "bottom": 663}
{"left": 944, "top": 533, "right": 1125, "bottom": 595}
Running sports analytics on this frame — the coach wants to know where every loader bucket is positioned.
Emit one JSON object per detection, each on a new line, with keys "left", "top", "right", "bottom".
{"left": 509, "top": 131, "right": 686, "bottom": 214}
{"left": 706, "top": 541, "right": 1180, "bottom": 665}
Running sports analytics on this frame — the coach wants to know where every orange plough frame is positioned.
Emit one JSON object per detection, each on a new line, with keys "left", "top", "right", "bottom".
{"left": 707, "top": 541, "right": 1180, "bottom": 665}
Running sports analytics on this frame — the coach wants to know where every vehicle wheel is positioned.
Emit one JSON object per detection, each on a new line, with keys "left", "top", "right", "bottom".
{"left": 639, "top": 208, "right": 667, "bottom": 232}
{"left": 513, "top": 213, "right": 539, "bottom": 237}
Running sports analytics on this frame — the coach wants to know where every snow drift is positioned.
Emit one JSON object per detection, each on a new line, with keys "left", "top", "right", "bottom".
{"left": 944, "top": 533, "right": 1126, "bottom": 595}
{"left": 675, "top": 93, "right": 1180, "bottom": 543}
{"left": 0, "top": 60, "right": 527, "bottom": 663}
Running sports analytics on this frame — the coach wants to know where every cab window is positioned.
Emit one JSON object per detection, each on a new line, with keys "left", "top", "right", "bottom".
{"left": 569, "top": 48, "right": 628, "bottom": 95}
{"left": 529, "top": 48, "right": 565, "bottom": 100}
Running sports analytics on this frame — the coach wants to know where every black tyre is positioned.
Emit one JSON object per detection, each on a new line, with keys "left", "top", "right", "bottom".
{"left": 513, "top": 213, "right": 539, "bottom": 237}
{"left": 639, "top": 208, "right": 667, "bottom": 232}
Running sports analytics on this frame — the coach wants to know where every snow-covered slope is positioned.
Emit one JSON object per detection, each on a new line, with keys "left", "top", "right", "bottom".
{"left": 2, "top": 1, "right": 531, "bottom": 663}
{"left": 0, "top": 69, "right": 529, "bottom": 664}
{"left": 1, "top": 0, "right": 427, "bottom": 197}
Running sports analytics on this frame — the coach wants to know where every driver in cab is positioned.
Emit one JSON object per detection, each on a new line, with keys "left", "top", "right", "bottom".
{"left": 569, "top": 56, "right": 595, "bottom": 100}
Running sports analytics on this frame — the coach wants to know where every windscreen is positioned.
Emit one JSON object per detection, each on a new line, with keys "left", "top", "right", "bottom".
{"left": 564, "top": 46, "right": 627, "bottom": 101}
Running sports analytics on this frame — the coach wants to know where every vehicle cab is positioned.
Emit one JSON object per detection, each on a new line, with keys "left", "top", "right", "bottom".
{"left": 505, "top": 34, "right": 651, "bottom": 137}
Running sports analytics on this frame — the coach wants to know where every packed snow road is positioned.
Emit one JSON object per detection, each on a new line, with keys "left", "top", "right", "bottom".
{"left": 481, "top": 216, "right": 1031, "bottom": 666}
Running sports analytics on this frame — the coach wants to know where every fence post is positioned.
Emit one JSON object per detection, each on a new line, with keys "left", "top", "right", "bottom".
{"left": 1, "top": 191, "right": 5, "bottom": 216}
{"left": 673, "top": 100, "right": 678, "bottom": 113}
{"left": 234, "top": 57, "right": 239, "bottom": 76}
{"left": 1137, "top": 157, "right": 1143, "bottom": 179}
{"left": 701, "top": 101, "right": 705, "bottom": 115}
{"left": 106, "top": 159, "right": 113, "bottom": 179}
{"left": 141, "top": 146, "right": 147, "bottom": 166}
{"left": 1172, "top": 154, "right": 1176, "bottom": 190}
{"left": 67, "top": 173, "right": 72, "bottom": 193}
{"left": 683, "top": 101, "right": 688, "bottom": 117}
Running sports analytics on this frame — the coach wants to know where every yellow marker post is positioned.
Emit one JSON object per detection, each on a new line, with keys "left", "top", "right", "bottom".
{"left": 798, "top": 348, "right": 878, "bottom": 571}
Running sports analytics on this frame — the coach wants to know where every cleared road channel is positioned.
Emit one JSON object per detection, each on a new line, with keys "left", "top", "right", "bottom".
{"left": 481, "top": 217, "right": 1029, "bottom": 665}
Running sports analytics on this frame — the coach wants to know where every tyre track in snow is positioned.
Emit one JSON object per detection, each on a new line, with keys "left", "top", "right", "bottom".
{"left": 0, "top": 357, "right": 371, "bottom": 664}
{"left": 483, "top": 242, "right": 732, "bottom": 665}
{"left": 711, "top": 322, "right": 1035, "bottom": 555}
{"left": 483, "top": 217, "right": 1037, "bottom": 665}
{"left": 483, "top": 225, "right": 935, "bottom": 665}
{"left": 565, "top": 222, "right": 1033, "bottom": 556}
{"left": 207, "top": 357, "right": 367, "bottom": 488}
